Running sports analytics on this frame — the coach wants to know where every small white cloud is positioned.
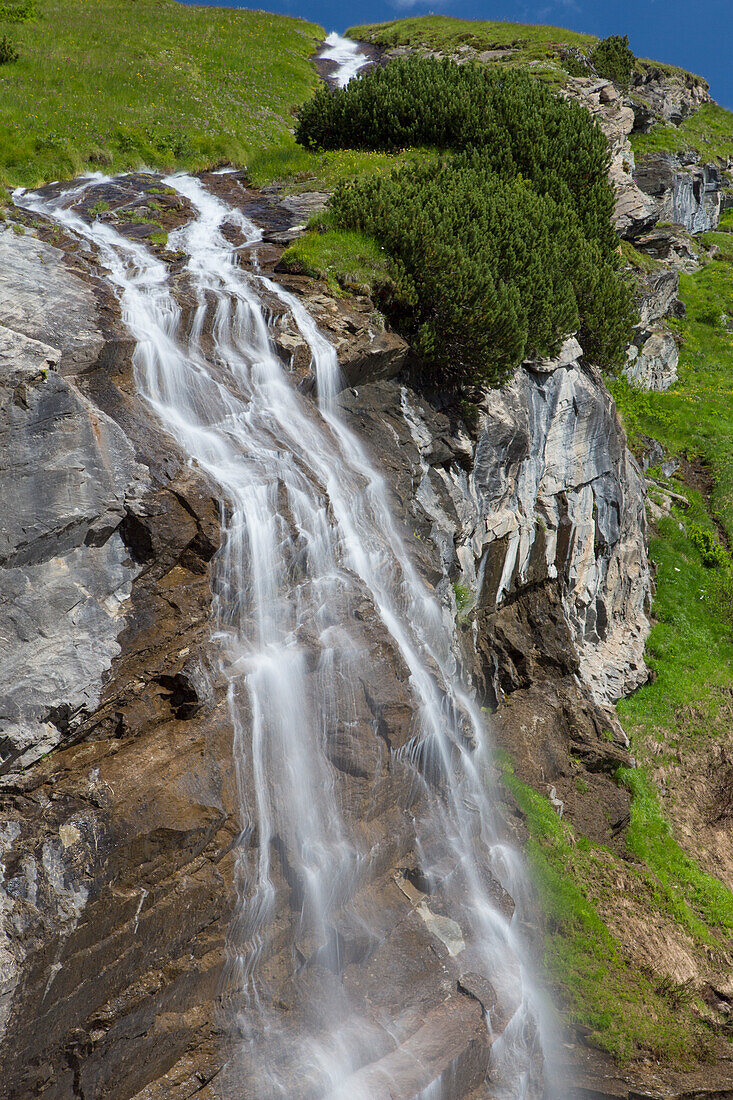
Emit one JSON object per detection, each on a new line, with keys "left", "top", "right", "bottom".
{"left": 389, "top": 0, "right": 437, "bottom": 9}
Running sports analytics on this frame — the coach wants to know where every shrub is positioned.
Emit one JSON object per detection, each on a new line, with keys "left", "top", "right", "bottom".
{"left": 0, "top": 34, "right": 18, "bottom": 63}
{"left": 296, "top": 57, "right": 617, "bottom": 253}
{"left": 329, "top": 150, "right": 633, "bottom": 385}
{"left": 297, "top": 56, "right": 634, "bottom": 386}
{"left": 590, "top": 34, "right": 635, "bottom": 89}
{"left": 560, "top": 50, "right": 591, "bottom": 79}
{"left": 688, "top": 522, "right": 730, "bottom": 569}
{"left": 0, "top": 1, "right": 34, "bottom": 20}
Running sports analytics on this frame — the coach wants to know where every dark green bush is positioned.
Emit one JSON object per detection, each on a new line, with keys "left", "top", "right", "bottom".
{"left": 0, "top": 1, "right": 34, "bottom": 20}
{"left": 330, "top": 151, "right": 632, "bottom": 385}
{"left": 297, "top": 57, "right": 617, "bottom": 252}
{"left": 297, "top": 56, "right": 634, "bottom": 386}
{"left": 0, "top": 34, "right": 18, "bottom": 63}
{"left": 688, "top": 522, "right": 730, "bottom": 569}
{"left": 590, "top": 34, "right": 635, "bottom": 89}
{"left": 560, "top": 50, "right": 591, "bottom": 78}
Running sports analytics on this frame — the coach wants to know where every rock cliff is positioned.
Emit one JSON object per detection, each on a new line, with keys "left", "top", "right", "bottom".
{"left": 0, "top": 173, "right": 653, "bottom": 1098}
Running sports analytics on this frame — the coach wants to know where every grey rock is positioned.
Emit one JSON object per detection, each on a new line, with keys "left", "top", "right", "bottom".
{"left": 0, "top": 247, "right": 148, "bottom": 772}
{"left": 560, "top": 77, "right": 659, "bottom": 239}
{"left": 382, "top": 342, "right": 651, "bottom": 705}
{"left": 635, "top": 153, "right": 727, "bottom": 234}
{"left": 636, "top": 269, "right": 680, "bottom": 325}
{"left": 0, "top": 227, "right": 105, "bottom": 371}
{"left": 524, "top": 335, "right": 583, "bottom": 374}
{"left": 634, "top": 224, "right": 702, "bottom": 269}
{"left": 625, "top": 328, "right": 679, "bottom": 391}
{"left": 631, "top": 63, "right": 712, "bottom": 125}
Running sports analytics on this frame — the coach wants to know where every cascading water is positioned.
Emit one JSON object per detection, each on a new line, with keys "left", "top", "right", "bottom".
{"left": 317, "top": 32, "right": 372, "bottom": 87}
{"left": 18, "top": 172, "right": 560, "bottom": 1099}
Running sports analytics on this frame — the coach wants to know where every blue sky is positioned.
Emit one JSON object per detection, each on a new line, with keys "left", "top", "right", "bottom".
{"left": 181, "top": 0, "right": 733, "bottom": 108}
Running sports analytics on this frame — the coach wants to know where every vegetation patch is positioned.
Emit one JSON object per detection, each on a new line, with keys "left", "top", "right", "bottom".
{"left": 589, "top": 34, "right": 635, "bottom": 89}
{"left": 610, "top": 254, "right": 733, "bottom": 536}
{"left": 501, "top": 758, "right": 706, "bottom": 1065}
{"left": 0, "top": 32, "right": 17, "bottom": 62}
{"left": 296, "top": 57, "right": 633, "bottom": 387}
{"left": 347, "top": 14, "right": 597, "bottom": 65}
{"left": 619, "top": 766, "right": 733, "bottom": 941}
{"left": 279, "top": 225, "right": 391, "bottom": 295}
{"left": 631, "top": 103, "right": 733, "bottom": 163}
{"left": 243, "top": 144, "right": 430, "bottom": 194}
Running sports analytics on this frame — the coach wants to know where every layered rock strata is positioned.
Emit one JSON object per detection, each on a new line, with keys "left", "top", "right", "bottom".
{"left": 0, "top": 175, "right": 651, "bottom": 1098}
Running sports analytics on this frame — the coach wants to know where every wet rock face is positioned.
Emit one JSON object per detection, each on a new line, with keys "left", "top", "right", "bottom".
{"left": 0, "top": 236, "right": 149, "bottom": 778}
{"left": 0, "top": 177, "right": 651, "bottom": 1099}
{"left": 0, "top": 202, "right": 235, "bottom": 1099}
{"left": 268, "top": 272, "right": 409, "bottom": 389}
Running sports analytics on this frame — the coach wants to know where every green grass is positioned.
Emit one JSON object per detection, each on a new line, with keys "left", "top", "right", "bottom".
{"left": 0, "top": 0, "right": 322, "bottom": 186}
{"left": 279, "top": 224, "right": 391, "bottom": 294}
{"left": 348, "top": 14, "right": 596, "bottom": 66}
{"left": 620, "top": 767, "right": 733, "bottom": 940}
{"left": 631, "top": 103, "right": 733, "bottom": 163}
{"left": 502, "top": 758, "right": 705, "bottom": 1065}
{"left": 609, "top": 256, "right": 733, "bottom": 536}
{"left": 243, "top": 144, "right": 431, "bottom": 194}
{"left": 613, "top": 477, "right": 733, "bottom": 745}
{"left": 701, "top": 230, "right": 733, "bottom": 262}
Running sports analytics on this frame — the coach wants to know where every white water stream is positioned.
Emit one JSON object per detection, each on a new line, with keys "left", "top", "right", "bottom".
{"left": 18, "top": 173, "right": 559, "bottom": 1099}
{"left": 318, "top": 32, "right": 372, "bottom": 87}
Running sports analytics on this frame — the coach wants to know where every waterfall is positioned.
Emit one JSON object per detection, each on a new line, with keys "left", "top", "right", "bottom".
{"left": 18, "top": 173, "right": 559, "bottom": 1099}
{"left": 317, "top": 32, "right": 372, "bottom": 88}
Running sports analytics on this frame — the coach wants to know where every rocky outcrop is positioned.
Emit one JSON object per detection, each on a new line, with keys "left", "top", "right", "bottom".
{"left": 634, "top": 152, "right": 730, "bottom": 234}
{"left": 396, "top": 336, "right": 650, "bottom": 706}
{"left": 561, "top": 69, "right": 727, "bottom": 242}
{"left": 561, "top": 77, "right": 659, "bottom": 239}
{"left": 268, "top": 273, "right": 410, "bottom": 387}
{"left": 0, "top": 176, "right": 652, "bottom": 1099}
{"left": 0, "top": 231, "right": 151, "bottom": 773}
{"left": 631, "top": 63, "right": 712, "bottom": 126}
{"left": 635, "top": 268, "right": 681, "bottom": 325}
{"left": 633, "top": 222, "right": 702, "bottom": 268}
{"left": 625, "top": 327, "right": 679, "bottom": 390}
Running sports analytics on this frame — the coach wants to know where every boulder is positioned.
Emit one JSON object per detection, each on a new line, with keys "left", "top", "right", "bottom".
{"left": 631, "top": 62, "right": 712, "bottom": 125}
{"left": 625, "top": 328, "right": 679, "bottom": 391}
{"left": 635, "top": 268, "right": 680, "bottom": 325}
{"left": 635, "top": 152, "right": 727, "bottom": 234}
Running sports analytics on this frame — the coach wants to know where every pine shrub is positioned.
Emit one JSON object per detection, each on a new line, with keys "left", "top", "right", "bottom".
{"left": 297, "top": 56, "right": 634, "bottom": 386}
{"left": 0, "top": 35, "right": 18, "bottom": 64}
{"left": 330, "top": 151, "right": 632, "bottom": 385}
{"left": 590, "top": 34, "right": 635, "bottom": 89}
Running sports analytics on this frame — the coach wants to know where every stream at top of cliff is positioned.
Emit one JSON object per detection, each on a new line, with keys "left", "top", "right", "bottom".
{"left": 16, "top": 172, "right": 559, "bottom": 1099}
{"left": 317, "top": 33, "right": 372, "bottom": 87}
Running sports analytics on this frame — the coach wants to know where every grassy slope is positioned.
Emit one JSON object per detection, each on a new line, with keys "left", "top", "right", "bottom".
{"left": 519, "top": 221, "right": 733, "bottom": 1065}
{"left": 347, "top": 14, "right": 596, "bottom": 62}
{"left": 0, "top": 0, "right": 322, "bottom": 185}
